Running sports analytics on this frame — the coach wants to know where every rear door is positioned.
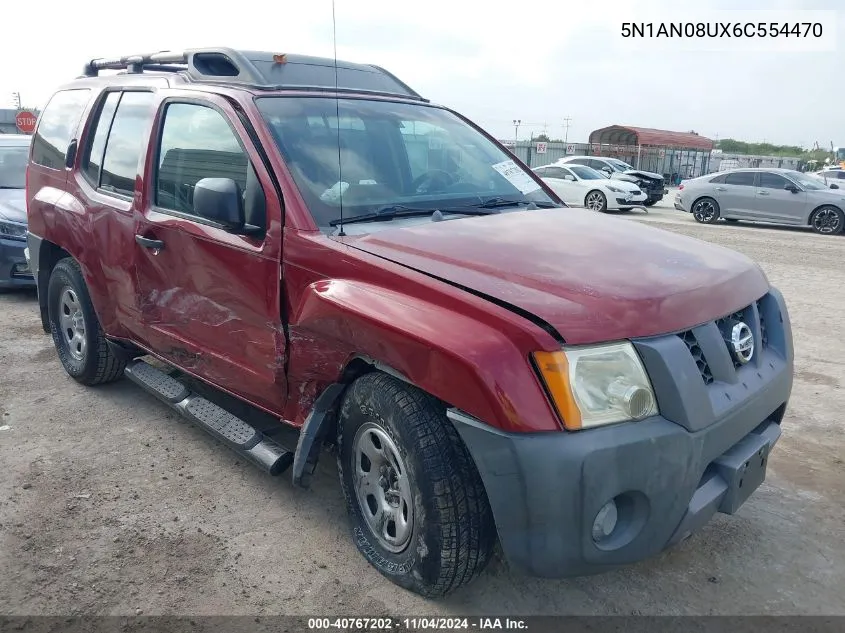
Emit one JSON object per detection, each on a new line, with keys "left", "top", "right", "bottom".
{"left": 753, "top": 171, "right": 806, "bottom": 224}
{"left": 133, "top": 93, "right": 287, "bottom": 414}
{"left": 717, "top": 171, "right": 758, "bottom": 218}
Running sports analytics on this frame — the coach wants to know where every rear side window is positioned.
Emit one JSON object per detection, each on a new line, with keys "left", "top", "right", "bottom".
{"left": 709, "top": 174, "right": 727, "bottom": 184}
{"left": 725, "top": 171, "right": 756, "bottom": 186}
{"left": 82, "top": 92, "right": 121, "bottom": 185}
{"left": 99, "top": 92, "right": 156, "bottom": 197}
{"left": 31, "top": 89, "right": 91, "bottom": 169}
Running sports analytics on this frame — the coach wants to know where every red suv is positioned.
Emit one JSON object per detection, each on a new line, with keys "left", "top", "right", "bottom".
{"left": 26, "top": 48, "right": 794, "bottom": 597}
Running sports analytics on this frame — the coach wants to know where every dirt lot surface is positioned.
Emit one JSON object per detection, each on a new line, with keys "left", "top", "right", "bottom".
{"left": 1, "top": 206, "right": 844, "bottom": 617}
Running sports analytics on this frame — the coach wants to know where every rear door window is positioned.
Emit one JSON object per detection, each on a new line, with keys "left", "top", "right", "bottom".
{"left": 99, "top": 92, "right": 156, "bottom": 197}
{"left": 81, "top": 92, "right": 121, "bottom": 186}
{"left": 725, "top": 171, "right": 757, "bottom": 186}
{"left": 31, "top": 89, "right": 91, "bottom": 170}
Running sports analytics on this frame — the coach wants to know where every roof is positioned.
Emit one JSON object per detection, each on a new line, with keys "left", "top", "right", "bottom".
{"left": 589, "top": 125, "right": 714, "bottom": 150}
{"left": 80, "top": 48, "right": 426, "bottom": 102}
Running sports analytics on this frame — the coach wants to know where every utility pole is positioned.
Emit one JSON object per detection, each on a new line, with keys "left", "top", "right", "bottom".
{"left": 562, "top": 116, "right": 572, "bottom": 151}
{"left": 11, "top": 92, "right": 22, "bottom": 109}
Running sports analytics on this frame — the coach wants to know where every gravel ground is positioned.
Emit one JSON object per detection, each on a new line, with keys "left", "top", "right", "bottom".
{"left": 1, "top": 205, "right": 843, "bottom": 616}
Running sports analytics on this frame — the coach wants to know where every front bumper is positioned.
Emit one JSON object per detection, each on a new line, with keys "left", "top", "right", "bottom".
{"left": 449, "top": 288, "right": 793, "bottom": 578}
{"left": 0, "top": 237, "right": 35, "bottom": 288}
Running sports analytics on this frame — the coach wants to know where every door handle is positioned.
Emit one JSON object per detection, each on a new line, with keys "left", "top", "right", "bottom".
{"left": 715, "top": 187, "right": 727, "bottom": 191}
{"left": 135, "top": 235, "right": 165, "bottom": 250}
{"left": 757, "top": 190, "right": 769, "bottom": 195}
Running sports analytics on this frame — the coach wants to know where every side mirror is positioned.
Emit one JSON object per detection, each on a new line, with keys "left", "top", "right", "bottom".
{"left": 831, "top": 183, "right": 840, "bottom": 189}
{"left": 564, "top": 174, "right": 576, "bottom": 181}
{"left": 784, "top": 184, "right": 800, "bottom": 193}
{"left": 601, "top": 167, "right": 612, "bottom": 175}
{"left": 193, "top": 178, "right": 244, "bottom": 230}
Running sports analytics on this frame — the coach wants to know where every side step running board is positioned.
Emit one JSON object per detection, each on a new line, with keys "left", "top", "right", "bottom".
{"left": 125, "top": 360, "right": 293, "bottom": 476}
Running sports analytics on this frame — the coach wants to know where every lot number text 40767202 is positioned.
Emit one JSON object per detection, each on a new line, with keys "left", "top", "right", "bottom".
{"left": 307, "top": 617, "right": 528, "bottom": 630}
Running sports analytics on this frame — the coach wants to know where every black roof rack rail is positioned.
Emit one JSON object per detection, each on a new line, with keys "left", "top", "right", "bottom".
{"left": 81, "top": 48, "right": 427, "bottom": 101}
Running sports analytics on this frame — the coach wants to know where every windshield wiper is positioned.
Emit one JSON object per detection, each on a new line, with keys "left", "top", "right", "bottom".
{"left": 467, "top": 197, "right": 532, "bottom": 209}
{"left": 329, "top": 204, "right": 502, "bottom": 227}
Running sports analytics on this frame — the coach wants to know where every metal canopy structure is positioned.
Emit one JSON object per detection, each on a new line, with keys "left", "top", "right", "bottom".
{"left": 589, "top": 125, "right": 714, "bottom": 151}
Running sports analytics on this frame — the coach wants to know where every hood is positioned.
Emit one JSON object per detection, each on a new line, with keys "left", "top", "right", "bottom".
{"left": 344, "top": 209, "right": 769, "bottom": 345}
{"left": 619, "top": 169, "right": 663, "bottom": 181}
{"left": 0, "top": 189, "right": 27, "bottom": 224}
{"left": 605, "top": 179, "right": 641, "bottom": 193}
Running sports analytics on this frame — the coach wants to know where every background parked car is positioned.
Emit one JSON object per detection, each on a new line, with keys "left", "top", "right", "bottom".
{"left": 556, "top": 155, "right": 667, "bottom": 206}
{"left": 533, "top": 163, "right": 647, "bottom": 211}
{"left": 0, "top": 135, "right": 34, "bottom": 290}
{"left": 675, "top": 168, "right": 845, "bottom": 235}
{"left": 809, "top": 167, "right": 845, "bottom": 189}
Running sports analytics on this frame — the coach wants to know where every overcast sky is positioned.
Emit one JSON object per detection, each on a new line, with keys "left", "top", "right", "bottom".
{"left": 1, "top": 0, "right": 841, "bottom": 148}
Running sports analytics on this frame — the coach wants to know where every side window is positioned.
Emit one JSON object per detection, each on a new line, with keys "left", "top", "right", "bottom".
{"left": 569, "top": 158, "right": 589, "bottom": 167}
{"left": 758, "top": 172, "right": 789, "bottom": 189}
{"left": 31, "top": 89, "right": 91, "bottom": 170}
{"left": 725, "top": 171, "right": 756, "bottom": 186}
{"left": 837, "top": 172, "right": 845, "bottom": 180}
{"left": 100, "top": 92, "right": 156, "bottom": 197}
{"left": 589, "top": 159, "right": 608, "bottom": 171}
{"left": 545, "top": 167, "right": 569, "bottom": 179}
{"left": 533, "top": 167, "right": 548, "bottom": 177}
{"left": 709, "top": 174, "right": 727, "bottom": 184}
{"left": 155, "top": 103, "right": 265, "bottom": 227}
{"left": 81, "top": 92, "right": 121, "bottom": 186}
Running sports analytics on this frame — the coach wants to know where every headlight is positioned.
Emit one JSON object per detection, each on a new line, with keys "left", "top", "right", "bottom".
{"left": 606, "top": 185, "right": 622, "bottom": 193}
{"left": 0, "top": 219, "right": 27, "bottom": 241}
{"left": 533, "top": 342, "right": 658, "bottom": 430}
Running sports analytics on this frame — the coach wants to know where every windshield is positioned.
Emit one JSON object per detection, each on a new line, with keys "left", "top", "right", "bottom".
{"left": 786, "top": 171, "right": 826, "bottom": 190}
{"left": 0, "top": 144, "right": 29, "bottom": 189}
{"left": 255, "top": 97, "right": 556, "bottom": 231}
{"left": 607, "top": 159, "right": 633, "bottom": 172}
{"left": 569, "top": 165, "right": 604, "bottom": 180}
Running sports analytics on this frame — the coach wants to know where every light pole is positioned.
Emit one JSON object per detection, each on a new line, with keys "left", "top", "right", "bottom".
{"left": 12, "top": 92, "right": 22, "bottom": 109}
{"left": 513, "top": 119, "right": 521, "bottom": 144}
{"left": 562, "top": 116, "right": 572, "bottom": 153}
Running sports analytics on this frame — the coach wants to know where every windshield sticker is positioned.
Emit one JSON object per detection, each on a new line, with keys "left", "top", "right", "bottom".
{"left": 491, "top": 160, "right": 541, "bottom": 194}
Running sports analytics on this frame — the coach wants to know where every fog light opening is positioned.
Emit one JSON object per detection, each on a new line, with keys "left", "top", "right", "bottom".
{"left": 608, "top": 379, "right": 654, "bottom": 420}
{"left": 592, "top": 500, "right": 619, "bottom": 543}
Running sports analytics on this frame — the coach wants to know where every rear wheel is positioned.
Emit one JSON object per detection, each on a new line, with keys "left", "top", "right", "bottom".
{"left": 585, "top": 190, "right": 607, "bottom": 212}
{"left": 47, "top": 258, "right": 126, "bottom": 385}
{"left": 810, "top": 206, "right": 844, "bottom": 235}
{"left": 337, "top": 372, "right": 496, "bottom": 597}
{"left": 643, "top": 199, "right": 658, "bottom": 207}
{"left": 692, "top": 197, "right": 721, "bottom": 224}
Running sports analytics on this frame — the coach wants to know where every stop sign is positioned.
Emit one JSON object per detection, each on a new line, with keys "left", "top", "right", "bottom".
{"left": 15, "top": 110, "right": 38, "bottom": 134}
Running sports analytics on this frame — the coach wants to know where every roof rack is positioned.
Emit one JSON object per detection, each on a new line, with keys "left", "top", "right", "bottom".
{"left": 81, "top": 48, "right": 427, "bottom": 101}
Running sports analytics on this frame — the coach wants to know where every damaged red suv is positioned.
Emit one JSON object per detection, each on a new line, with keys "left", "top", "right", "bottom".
{"left": 26, "top": 48, "right": 793, "bottom": 597}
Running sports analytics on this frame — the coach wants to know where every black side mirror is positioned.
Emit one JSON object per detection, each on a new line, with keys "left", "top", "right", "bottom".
{"left": 830, "top": 183, "right": 840, "bottom": 190}
{"left": 193, "top": 178, "right": 244, "bottom": 230}
{"left": 784, "top": 184, "right": 800, "bottom": 193}
{"left": 601, "top": 167, "right": 612, "bottom": 175}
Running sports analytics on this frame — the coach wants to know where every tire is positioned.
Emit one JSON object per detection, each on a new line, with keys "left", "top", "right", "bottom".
{"left": 691, "top": 197, "right": 721, "bottom": 224}
{"left": 47, "top": 258, "right": 126, "bottom": 385}
{"left": 809, "top": 205, "right": 844, "bottom": 235}
{"left": 643, "top": 199, "right": 658, "bottom": 207}
{"left": 336, "top": 372, "right": 496, "bottom": 598}
{"left": 584, "top": 190, "right": 607, "bottom": 212}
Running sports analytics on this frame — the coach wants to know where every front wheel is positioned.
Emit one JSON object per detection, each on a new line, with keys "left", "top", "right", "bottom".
{"left": 584, "top": 190, "right": 607, "bottom": 212}
{"left": 691, "top": 197, "right": 721, "bottom": 224}
{"left": 47, "top": 258, "right": 126, "bottom": 385}
{"left": 337, "top": 373, "right": 496, "bottom": 597}
{"left": 810, "top": 206, "right": 844, "bottom": 235}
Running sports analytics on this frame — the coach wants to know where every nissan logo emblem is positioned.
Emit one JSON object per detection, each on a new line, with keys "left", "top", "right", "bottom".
{"left": 730, "top": 322, "right": 754, "bottom": 364}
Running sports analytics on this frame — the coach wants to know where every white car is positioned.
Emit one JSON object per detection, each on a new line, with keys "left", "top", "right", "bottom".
{"left": 533, "top": 163, "right": 648, "bottom": 211}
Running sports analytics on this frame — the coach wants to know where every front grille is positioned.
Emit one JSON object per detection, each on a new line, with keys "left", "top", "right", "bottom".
{"left": 677, "top": 297, "right": 771, "bottom": 385}
{"left": 680, "top": 330, "right": 713, "bottom": 385}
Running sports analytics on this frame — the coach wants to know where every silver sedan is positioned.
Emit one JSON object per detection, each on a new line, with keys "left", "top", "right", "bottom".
{"left": 674, "top": 168, "right": 845, "bottom": 235}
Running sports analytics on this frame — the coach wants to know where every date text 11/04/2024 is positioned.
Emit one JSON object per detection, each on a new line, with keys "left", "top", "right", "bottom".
{"left": 621, "top": 22, "right": 823, "bottom": 38}
{"left": 307, "top": 618, "right": 528, "bottom": 630}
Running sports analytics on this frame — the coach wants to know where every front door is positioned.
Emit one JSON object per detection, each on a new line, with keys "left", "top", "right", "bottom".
{"left": 542, "top": 166, "right": 581, "bottom": 204}
{"left": 133, "top": 95, "right": 287, "bottom": 414}
{"left": 753, "top": 171, "right": 807, "bottom": 224}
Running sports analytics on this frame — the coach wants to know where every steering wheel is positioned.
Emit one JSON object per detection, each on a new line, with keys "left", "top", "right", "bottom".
{"left": 410, "top": 169, "right": 456, "bottom": 194}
